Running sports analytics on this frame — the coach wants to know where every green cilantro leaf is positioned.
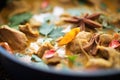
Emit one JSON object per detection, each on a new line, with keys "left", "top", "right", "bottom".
{"left": 9, "top": 12, "right": 33, "bottom": 27}
{"left": 49, "top": 27, "right": 64, "bottom": 39}
{"left": 31, "top": 54, "right": 42, "bottom": 62}
{"left": 31, "top": 55, "right": 48, "bottom": 69}
{"left": 15, "top": 53, "right": 48, "bottom": 69}
{"left": 103, "top": 23, "right": 120, "bottom": 33}
{"left": 100, "top": 2, "right": 107, "bottom": 10}
{"left": 9, "top": 25, "right": 19, "bottom": 30}
{"left": 99, "top": 15, "right": 120, "bottom": 33}
{"left": 39, "top": 23, "right": 64, "bottom": 39}
{"left": 39, "top": 23, "right": 54, "bottom": 36}
{"left": 68, "top": 55, "right": 77, "bottom": 63}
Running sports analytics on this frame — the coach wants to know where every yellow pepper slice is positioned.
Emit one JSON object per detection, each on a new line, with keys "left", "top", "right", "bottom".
{"left": 58, "top": 28, "right": 80, "bottom": 46}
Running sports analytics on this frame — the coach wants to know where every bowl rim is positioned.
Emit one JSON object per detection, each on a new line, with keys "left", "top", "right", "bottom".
{"left": 0, "top": 47, "right": 120, "bottom": 77}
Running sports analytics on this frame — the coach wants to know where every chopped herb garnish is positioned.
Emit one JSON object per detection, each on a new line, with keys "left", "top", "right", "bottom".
{"left": 31, "top": 54, "right": 48, "bottom": 69}
{"left": 15, "top": 54, "right": 48, "bottom": 69}
{"left": 31, "top": 54, "right": 42, "bottom": 62}
{"left": 49, "top": 27, "right": 64, "bottom": 39}
{"left": 102, "top": 23, "right": 120, "bottom": 33}
{"left": 102, "top": 22, "right": 120, "bottom": 33}
{"left": 68, "top": 55, "right": 77, "bottom": 63}
{"left": 100, "top": 2, "right": 107, "bottom": 10}
{"left": 39, "top": 23, "right": 64, "bottom": 39}
{"left": 9, "top": 12, "right": 33, "bottom": 27}
{"left": 39, "top": 23, "right": 54, "bottom": 36}
{"left": 9, "top": 25, "right": 19, "bottom": 30}
{"left": 99, "top": 14, "right": 120, "bottom": 33}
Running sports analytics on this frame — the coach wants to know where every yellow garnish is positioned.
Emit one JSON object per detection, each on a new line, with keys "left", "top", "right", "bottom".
{"left": 58, "top": 28, "right": 80, "bottom": 46}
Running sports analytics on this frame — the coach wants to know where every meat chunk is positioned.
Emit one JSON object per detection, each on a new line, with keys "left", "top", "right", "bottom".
{"left": 42, "top": 50, "right": 61, "bottom": 65}
{"left": 76, "top": 31, "right": 93, "bottom": 41}
{"left": 99, "top": 34, "right": 113, "bottom": 47}
{"left": 43, "top": 54, "right": 61, "bottom": 65}
{"left": 86, "top": 58, "right": 112, "bottom": 68}
{"left": 67, "top": 31, "right": 92, "bottom": 53}
{"left": 97, "top": 46, "right": 120, "bottom": 68}
{"left": 85, "top": 45, "right": 120, "bottom": 69}
{"left": 97, "top": 48, "right": 109, "bottom": 60}
{"left": 37, "top": 43, "right": 54, "bottom": 58}
{"left": 0, "top": 25, "right": 28, "bottom": 51}
{"left": 19, "top": 23, "right": 39, "bottom": 37}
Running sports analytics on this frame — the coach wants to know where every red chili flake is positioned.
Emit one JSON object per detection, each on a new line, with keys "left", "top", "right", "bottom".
{"left": 44, "top": 49, "right": 55, "bottom": 58}
{"left": 109, "top": 40, "right": 120, "bottom": 48}
{"left": 41, "top": 0, "right": 49, "bottom": 9}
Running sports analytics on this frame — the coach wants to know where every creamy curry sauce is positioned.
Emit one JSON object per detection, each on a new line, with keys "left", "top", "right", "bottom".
{"left": 0, "top": 0, "right": 120, "bottom": 71}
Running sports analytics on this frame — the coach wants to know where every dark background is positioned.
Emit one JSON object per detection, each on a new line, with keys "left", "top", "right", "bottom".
{"left": 0, "top": 0, "right": 7, "bottom": 11}
{"left": 0, "top": 0, "right": 11, "bottom": 79}
{"left": 0, "top": 63, "right": 11, "bottom": 80}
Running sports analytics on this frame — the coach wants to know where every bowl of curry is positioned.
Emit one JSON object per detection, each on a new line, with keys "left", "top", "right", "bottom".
{"left": 0, "top": 0, "right": 120, "bottom": 79}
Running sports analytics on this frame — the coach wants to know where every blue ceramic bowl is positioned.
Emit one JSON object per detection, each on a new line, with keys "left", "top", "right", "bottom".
{"left": 0, "top": 47, "right": 120, "bottom": 80}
